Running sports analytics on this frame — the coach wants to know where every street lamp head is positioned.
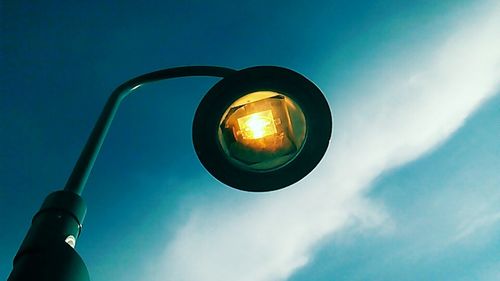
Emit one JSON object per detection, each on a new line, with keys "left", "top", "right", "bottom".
{"left": 193, "top": 66, "right": 332, "bottom": 192}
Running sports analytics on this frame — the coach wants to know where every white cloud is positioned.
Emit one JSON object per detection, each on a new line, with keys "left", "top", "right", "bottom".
{"left": 453, "top": 209, "right": 500, "bottom": 243}
{"left": 156, "top": 2, "right": 500, "bottom": 281}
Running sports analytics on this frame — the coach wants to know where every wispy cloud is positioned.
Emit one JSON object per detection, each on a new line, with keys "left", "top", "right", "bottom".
{"left": 453, "top": 208, "right": 500, "bottom": 243}
{"left": 156, "top": 2, "right": 500, "bottom": 281}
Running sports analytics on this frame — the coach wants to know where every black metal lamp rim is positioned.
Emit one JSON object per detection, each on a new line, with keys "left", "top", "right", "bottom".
{"left": 192, "top": 66, "right": 333, "bottom": 192}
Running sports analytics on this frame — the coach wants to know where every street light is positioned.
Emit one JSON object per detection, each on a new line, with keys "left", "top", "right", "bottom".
{"left": 194, "top": 66, "right": 332, "bottom": 191}
{"left": 8, "top": 66, "right": 332, "bottom": 281}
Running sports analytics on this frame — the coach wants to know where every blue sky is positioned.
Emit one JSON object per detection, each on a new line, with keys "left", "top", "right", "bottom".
{"left": 1, "top": 1, "right": 499, "bottom": 281}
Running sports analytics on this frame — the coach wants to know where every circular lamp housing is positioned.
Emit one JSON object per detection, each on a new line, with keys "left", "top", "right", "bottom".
{"left": 193, "top": 66, "right": 332, "bottom": 192}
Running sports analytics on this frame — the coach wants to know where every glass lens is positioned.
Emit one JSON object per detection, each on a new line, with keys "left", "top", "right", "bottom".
{"left": 218, "top": 91, "right": 306, "bottom": 171}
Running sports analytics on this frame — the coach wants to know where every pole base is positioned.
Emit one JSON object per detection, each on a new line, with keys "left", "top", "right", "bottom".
{"left": 8, "top": 240, "right": 90, "bottom": 281}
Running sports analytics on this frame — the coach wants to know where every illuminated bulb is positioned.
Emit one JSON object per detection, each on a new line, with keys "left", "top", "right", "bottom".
{"left": 216, "top": 91, "right": 306, "bottom": 170}
{"left": 237, "top": 110, "right": 277, "bottom": 139}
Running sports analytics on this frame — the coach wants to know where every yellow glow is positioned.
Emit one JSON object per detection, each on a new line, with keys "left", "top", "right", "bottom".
{"left": 217, "top": 91, "right": 307, "bottom": 170}
{"left": 237, "top": 110, "right": 277, "bottom": 139}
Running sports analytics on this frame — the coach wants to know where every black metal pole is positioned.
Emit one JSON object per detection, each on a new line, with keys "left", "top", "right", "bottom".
{"left": 8, "top": 66, "right": 237, "bottom": 281}
{"left": 64, "top": 66, "right": 237, "bottom": 196}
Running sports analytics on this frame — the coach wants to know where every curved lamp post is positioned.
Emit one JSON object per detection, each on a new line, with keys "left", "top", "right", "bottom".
{"left": 8, "top": 66, "right": 332, "bottom": 281}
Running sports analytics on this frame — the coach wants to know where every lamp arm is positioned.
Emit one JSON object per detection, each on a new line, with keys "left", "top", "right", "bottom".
{"left": 64, "top": 66, "right": 236, "bottom": 196}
